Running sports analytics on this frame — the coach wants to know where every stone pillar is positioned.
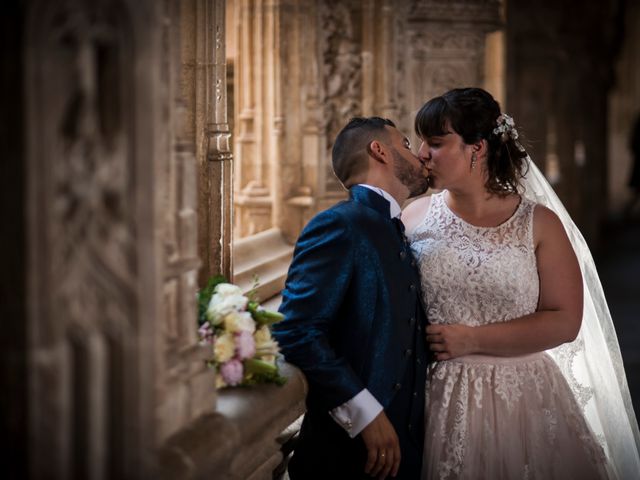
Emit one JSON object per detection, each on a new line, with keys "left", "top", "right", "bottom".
{"left": 193, "top": 0, "right": 233, "bottom": 282}
{"left": 362, "top": 0, "right": 400, "bottom": 121}
{"left": 234, "top": 0, "right": 273, "bottom": 238}
{"left": 21, "top": 1, "right": 162, "bottom": 477}
{"left": 281, "top": 0, "right": 324, "bottom": 240}
{"left": 155, "top": 0, "right": 217, "bottom": 445}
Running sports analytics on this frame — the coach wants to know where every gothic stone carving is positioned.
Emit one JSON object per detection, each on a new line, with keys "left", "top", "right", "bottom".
{"left": 26, "top": 1, "right": 159, "bottom": 477}
{"left": 319, "top": 0, "right": 362, "bottom": 195}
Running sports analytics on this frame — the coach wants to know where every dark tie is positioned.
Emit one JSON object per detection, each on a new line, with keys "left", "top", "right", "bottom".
{"left": 392, "top": 216, "right": 407, "bottom": 242}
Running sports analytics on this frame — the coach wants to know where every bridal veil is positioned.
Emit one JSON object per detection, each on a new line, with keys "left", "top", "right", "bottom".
{"left": 522, "top": 157, "right": 640, "bottom": 479}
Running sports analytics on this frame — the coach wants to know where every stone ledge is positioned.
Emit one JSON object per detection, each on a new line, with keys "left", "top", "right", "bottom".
{"left": 159, "top": 362, "right": 307, "bottom": 480}
{"left": 233, "top": 228, "right": 294, "bottom": 301}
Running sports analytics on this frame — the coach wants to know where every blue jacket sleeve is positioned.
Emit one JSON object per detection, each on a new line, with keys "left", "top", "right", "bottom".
{"left": 273, "top": 209, "right": 364, "bottom": 411}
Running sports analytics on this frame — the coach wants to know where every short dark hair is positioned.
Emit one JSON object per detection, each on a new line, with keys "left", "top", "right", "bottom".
{"left": 332, "top": 117, "right": 396, "bottom": 186}
{"left": 415, "top": 88, "right": 528, "bottom": 196}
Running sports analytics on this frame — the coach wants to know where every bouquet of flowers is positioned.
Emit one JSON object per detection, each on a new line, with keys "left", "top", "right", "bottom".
{"left": 197, "top": 275, "right": 287, "bottom": 388}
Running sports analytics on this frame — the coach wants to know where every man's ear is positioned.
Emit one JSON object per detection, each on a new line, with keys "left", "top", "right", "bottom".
{"left": 367, "top": 139, "right": 388, "bottom": 163}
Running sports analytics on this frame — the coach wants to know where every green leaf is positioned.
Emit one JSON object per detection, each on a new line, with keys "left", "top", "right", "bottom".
{"left": 197, "top": 275, "right": 227, "bottom": 325}
{"left": 244, "top": 357, "right": 278, "bottom": 375}
{"left": 252, "top": 309, "right": 285, "bottom": 326}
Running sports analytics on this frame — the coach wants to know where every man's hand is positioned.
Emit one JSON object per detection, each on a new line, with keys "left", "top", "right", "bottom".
{"left": 360, "top": 411, "right": 401, "bottom": 479}
{"left": 426, "top": 324, "right": 478, "bottom": 360}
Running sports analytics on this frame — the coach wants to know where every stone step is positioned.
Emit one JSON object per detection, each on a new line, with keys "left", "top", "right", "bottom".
{"left": 233, "top": 228, "right": 294, "bottom": 303}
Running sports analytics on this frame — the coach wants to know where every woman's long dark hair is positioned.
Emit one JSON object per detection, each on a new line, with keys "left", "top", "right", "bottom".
{"left": 415, "top": 87, "right": 528, "bottom": 196}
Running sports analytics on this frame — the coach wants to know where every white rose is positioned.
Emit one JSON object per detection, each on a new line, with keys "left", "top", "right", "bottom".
{"left": 215, "top": 283, "right": 243, "bottom": 297}
{"left": 224, "top": 310, "right": 256, "bottom": 334}
{"left": 213, "top": 332, "right": 236, "bottom": 363}
{"left": 206, "top": 293, "right": 248, "bottom": 325}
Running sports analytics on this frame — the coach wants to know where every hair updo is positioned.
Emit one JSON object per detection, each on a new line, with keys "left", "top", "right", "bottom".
{"left": 414, "top": 87, "right": 528, "bottom": 196}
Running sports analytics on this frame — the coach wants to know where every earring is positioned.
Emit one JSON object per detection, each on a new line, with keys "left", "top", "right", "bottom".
{"left": 471, "top": 153, "right": 477, "bottom": 170}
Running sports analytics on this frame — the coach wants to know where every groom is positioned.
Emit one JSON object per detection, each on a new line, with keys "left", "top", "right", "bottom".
{"left": 273, "top": 117, "right": 430, "bottom": 479}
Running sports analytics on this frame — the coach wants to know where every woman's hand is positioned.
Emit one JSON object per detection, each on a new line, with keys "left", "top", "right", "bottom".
{"left": 426, "top": 324, "right": 478, "bottom": 360}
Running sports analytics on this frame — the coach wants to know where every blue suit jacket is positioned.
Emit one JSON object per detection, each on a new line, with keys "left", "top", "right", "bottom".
{"left": 274, "top": 185, "right": 428, "bottom": 423}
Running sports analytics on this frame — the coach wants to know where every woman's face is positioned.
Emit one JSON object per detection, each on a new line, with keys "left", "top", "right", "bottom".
{"left": 417, "top": 122, "right": 473, "bottom": 190}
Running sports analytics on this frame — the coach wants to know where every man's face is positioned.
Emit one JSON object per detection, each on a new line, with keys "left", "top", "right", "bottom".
{"left": 385, "top": 126, "right": 430, "bottom": 198}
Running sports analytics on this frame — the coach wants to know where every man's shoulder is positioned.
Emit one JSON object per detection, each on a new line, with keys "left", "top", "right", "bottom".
{"left": 307, "top": 198, "right": 360, "bottom": 224}
{"left": 317, "top": 197, "right": 381, "bottom": 220}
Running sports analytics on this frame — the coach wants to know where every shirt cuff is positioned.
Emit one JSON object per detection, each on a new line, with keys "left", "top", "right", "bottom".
{"left": 329, "top": 389, "right": 383, "bottom": 438}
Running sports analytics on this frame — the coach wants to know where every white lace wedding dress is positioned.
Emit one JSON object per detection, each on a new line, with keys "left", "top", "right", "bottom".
{"left": 410, "top": 191, "right": 612, "bottom": 480}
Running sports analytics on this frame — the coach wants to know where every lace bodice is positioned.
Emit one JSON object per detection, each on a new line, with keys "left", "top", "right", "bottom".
{"left": 410, "top": 191, "right": 539, "bottom": 327}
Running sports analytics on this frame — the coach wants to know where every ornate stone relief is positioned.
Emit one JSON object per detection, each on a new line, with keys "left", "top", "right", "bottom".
{"left": 319, "top": 0, "right": 362, "bottom": 195}
{"left": 405, "top": 0, "right": 501, "bottom": 122}
{"left": 26, "top": 1, "right": 150, "bottom": 477}
{"left": 51, "top": 10, "right": 135, "bottom": 335}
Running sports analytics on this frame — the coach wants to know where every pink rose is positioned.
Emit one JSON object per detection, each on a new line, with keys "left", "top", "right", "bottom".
{"left": 236, "top": 331, "right": 256, "bottom": 360}
{"left": 220, "top": 359, "right": 244, "bottom": 386}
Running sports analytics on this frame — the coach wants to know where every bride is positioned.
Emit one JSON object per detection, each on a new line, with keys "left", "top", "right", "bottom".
{"left": 403, "top": 87, "right": 640, "bottom": 479}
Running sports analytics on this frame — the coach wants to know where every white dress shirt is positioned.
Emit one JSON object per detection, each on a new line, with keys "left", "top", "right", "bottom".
{"left": 328, "top": 184, "right": 401, "bottom": 438}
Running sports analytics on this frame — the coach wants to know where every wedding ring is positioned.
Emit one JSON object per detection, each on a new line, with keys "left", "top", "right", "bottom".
{"left": 380, "top": 453, "right": 386, "bottom": 458}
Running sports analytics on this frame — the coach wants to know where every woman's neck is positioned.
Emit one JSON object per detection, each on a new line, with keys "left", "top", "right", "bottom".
{"left": 445, "top": 186, "right": 519, "bottom": 227}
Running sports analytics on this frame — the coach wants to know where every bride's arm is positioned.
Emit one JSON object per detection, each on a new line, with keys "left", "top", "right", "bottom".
{"left": 427, "top": 205, "right": 583, "bottom": 360}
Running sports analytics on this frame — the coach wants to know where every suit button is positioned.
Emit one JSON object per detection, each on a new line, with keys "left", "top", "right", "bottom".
{"left": 411, "top": 260, "right": 417, "bottom": 268}
{"left": 394, "top": 383, "right": 402, "bottom": 390}
{"left": 408, "top": 423, "right": 412, "bottom": 431}
{"left": 409, "top": 317, "right": 416, "bottom": 325}
{"left": 409, "top": 284, "right": 416, "bottom": 292}
{"left": 404, "top": 349, "right": 412, "bottom": 357}
{"left": 417, "top": 358, "right": 422, "bottom": 365}
{"left": 399, "top": 251, "right": 406, "bottom": 260}
{"left": 413, "top": 391, "right": 418, "bottom": 397}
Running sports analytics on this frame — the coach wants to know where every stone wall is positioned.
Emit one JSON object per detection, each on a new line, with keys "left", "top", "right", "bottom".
{"left": 4, "top": 1, "right": 306, "bottom": 478}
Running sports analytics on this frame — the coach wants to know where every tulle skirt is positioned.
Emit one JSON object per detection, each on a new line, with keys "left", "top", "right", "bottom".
{"left": 422, "top": 353, "right": 612, "bottom": 480}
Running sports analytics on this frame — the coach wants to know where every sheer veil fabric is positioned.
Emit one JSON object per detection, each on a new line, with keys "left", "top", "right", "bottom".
{"left": 521, "top": 157, "right": 640, "bottom": 478}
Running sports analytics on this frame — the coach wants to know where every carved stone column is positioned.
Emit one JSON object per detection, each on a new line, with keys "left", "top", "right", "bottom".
{"left": 155, "top": 0, "right": 216, "bottom": 445}
{"left": 280, "top": 0, "right": 323, "bottom": 240}
{"left": 362, "top": 0, "right": 400, "bottom": 121}
{"left": 22, "top": 1, "right": 162, "bottom": 477}
{"left": 234, "top": 0, "right": 273, "bottom": 238}
{"left": 194, "top": 0, "right": 233, "bottom": 282}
